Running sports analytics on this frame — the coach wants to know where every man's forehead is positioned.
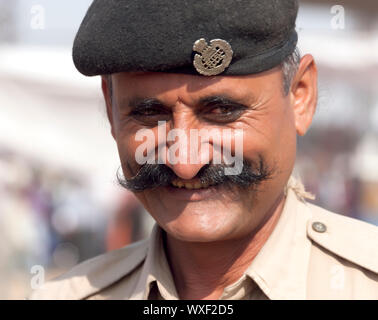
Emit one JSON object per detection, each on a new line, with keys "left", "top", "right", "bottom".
{"left": 113, "top": 71, "right": 225, "bottom": 89}
{"left": 111, "top": 71, "right": 277, "bottom": 105}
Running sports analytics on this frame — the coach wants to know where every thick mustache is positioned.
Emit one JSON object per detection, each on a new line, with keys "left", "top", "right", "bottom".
{"left": 117, "top": 157, "right": 273, "bottom": 192}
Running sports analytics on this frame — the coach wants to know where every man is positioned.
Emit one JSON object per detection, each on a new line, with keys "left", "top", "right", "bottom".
{"left": 30, "top": 0, "right": 378, "bottom": 300}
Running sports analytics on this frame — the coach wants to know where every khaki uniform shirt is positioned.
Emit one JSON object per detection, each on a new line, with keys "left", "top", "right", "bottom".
{"left": 30, "top": 181, "right": 378, "bottom": 300}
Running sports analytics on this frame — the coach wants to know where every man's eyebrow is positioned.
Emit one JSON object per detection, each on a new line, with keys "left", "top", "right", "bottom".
{"left": 198, "top": 95, "right": 249, "bottom": 109}
{"left": 121, "top": 97, "right": 166, "bottom": 110}
{"left": 121, "top": 95, "right": 250, "bottom": 110}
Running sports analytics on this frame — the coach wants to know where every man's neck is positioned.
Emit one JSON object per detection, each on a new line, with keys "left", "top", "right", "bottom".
{"left": 164, "top": 192, "right": 286, "bottom": 300}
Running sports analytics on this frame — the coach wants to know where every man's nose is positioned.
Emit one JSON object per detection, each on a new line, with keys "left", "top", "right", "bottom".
{"left": 163, "top": 110, "right": 212, "bottom": 180}
{"left": 167, "top": 162, "right": 204, "bottom": 180}
{"left": 163, "top": 130, "right": 212, "bottom": 180}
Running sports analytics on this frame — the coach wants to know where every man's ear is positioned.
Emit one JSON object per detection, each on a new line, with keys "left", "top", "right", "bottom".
{"left": 101, "top": 75, "right": 116, "bottom": 139}
{"left": 290, "top": 54, "right": 318, "bottom": 136}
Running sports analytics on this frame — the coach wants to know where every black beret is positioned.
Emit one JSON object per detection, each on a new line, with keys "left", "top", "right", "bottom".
{"left": 73, "top": 0, "right": 299, "bottom": 77}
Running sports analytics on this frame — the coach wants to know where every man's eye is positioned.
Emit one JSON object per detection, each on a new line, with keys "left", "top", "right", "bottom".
{"left": 202, "top": 105, "right": 246, "bottom": 123}
{"left": 131, "top": 108, "right": 165, "bottom": 116}
{"left": 209, "top": 106, "right": 234, "bottom": 115}
{"left": 129, "top": 106, "right": 171, "bottom": 126}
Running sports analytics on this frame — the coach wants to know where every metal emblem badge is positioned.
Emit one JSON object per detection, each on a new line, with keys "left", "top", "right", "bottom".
{"left": 193, "top": 38, "right": 233, "bottom": 76}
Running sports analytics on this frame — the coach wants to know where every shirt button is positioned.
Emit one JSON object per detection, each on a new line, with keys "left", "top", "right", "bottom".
{"left": 312, "top": 221, "right": 327, "bottom": 233}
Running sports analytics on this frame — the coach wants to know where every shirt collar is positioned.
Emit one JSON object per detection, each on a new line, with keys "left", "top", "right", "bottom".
{"left": 131, "top": 183, "right": 313, "bottom": 300}
{"left": 130, "top": 224, "right": 179, "bottom": 300}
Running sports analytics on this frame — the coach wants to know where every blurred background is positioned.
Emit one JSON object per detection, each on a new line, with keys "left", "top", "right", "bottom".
{"left": 0, "top": 0, "right": 377, "bottom": 299}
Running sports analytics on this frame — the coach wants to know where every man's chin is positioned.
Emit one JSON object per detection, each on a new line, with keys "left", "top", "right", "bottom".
{"left": 142, "top": 185, "right": 257, "bottom": 242}
{"left": 163, "top": 225, "right": 235, "bottom": 243}
{"left": 159, "top": 208, "right": 242, "bottom": 243}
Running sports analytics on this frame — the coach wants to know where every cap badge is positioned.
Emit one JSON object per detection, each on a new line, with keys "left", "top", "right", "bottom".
{"left": 193, "top": 38, "right": 233, "bottom": 76}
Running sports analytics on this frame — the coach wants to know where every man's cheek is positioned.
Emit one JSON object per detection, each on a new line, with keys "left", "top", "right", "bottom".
{"left": 241, "top": 137, "right": 267, "bottom": 162}
{"left": 116, "top": 139, "right": 140, "bottom": 175}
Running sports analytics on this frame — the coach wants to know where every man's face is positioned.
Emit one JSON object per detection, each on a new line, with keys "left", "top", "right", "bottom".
{"left": 103, "top": 57, "right": 316, "bottom": 242}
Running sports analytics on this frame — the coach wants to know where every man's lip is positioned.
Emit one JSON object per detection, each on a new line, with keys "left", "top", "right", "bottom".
{"left": 161, "top": 184, "right": 220, "bottom": 201}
